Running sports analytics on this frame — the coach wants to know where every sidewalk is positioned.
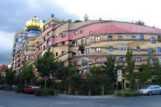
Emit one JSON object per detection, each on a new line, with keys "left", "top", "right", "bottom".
{"left": 58, "top": 94, "right": 117, "bottom": 99}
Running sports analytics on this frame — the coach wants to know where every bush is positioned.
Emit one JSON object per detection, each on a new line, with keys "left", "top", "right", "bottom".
{"left": 16, "top": 84, "right": 25, "bottom": 93}
{"left": 114, "top": 89, "right": 139, "bottom": 97}
{"left": 34, "top": 88, "right": 56, "bottom": 96}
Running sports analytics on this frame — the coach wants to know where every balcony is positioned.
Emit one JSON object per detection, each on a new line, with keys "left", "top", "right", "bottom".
{"left": 58, "top": 54, "right": 70, "bottom": 62}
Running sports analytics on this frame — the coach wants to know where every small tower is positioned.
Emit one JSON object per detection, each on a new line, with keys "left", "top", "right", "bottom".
{"left": 84, "top": 14, "right": 89, "bottom": 21}
{"left": 25, "top": 16, "right": 44, "bottom": 37}
{"left": 25, "top": 16, "right": 44, "bottom": 32}
{"left": 99, "top": 17, "right": 102, "bottom": 21}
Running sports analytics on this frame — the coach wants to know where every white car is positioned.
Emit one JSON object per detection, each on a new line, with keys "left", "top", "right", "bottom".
{"left": 138, "top": 85, "right": 161, "bottom": 95}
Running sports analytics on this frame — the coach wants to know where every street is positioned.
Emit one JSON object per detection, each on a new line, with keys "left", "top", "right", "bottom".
{"left": 0, "top": 91, "right": 161, "bottom": 107}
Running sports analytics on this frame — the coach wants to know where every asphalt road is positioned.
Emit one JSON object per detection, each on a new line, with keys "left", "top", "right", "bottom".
{"left": 0, "top": 91, "right": 161, "bottom": 107}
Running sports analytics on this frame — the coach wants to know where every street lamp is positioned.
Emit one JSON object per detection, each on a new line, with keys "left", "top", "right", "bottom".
{"left": 115, "top": 63, "right": 124, "bottom": 90}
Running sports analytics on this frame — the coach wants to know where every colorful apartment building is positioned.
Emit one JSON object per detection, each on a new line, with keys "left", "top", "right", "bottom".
{"left": 12, "top": 16, "right": 161, "bottom": 72}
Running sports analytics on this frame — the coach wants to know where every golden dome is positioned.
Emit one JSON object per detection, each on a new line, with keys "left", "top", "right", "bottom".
{"left": 25, "top": 16, "right": 44, "bottom": 31}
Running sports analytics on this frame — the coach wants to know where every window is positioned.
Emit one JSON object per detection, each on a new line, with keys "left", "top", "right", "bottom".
{"left": 48, "top": 32, "right": 53, "bottom": 36}
{"left": 77, "top": 39, "right": 82, "bottom": 45}
{"left": 43, "top": 37, "right": 46, "bottom": 41}
{"left": 55, "top": 52, "right": 58, "bottom": 56}
{"left": 147, "top": 48, "right": 153, "bottom": 55}
{"left": 119, "top": 56, "right": 124, "bottom": 62}
{"left": 156, "top": 47, "right": 161, "bottom": 53}
{"left": 150, "top": 37, "right": 156, "bottom": 43}
{"left": 120, "top": 48, "right": 125, "bottom": 51}
{"left": 95, "top": 36, "right": 101, "bottom": 41}
{"left": 140, "top": 34, "right": 144, "bottom": 40}
{"left": 62, "top": 51, "right": 65, "bottom": 55}
{"left": 158, "top": 35, "right": 161, "bottom": 41}
{"left": 43, "top": 45, "right": 46, "bottom": 50}
{"left": 149, "top": 86, "right": 161, "bottom": 89}
{"left": 132, "top": 35, "right": 136, "bottom": 39}
{"left": 118, "top": 35, "right": 123, "bottom": 39}
{"left": 81, "top": 59, "right": 88, "bottom": 66}
{"left": 86, "top": 48, "right": 90, "bottom": 54}
{"left": 79, "top": 45, "right": 85, "bottom": 54}
{"left": 136, "top": 57, "right": 142, "bottom": 62}
{"left": 96, "top": 48, "right": 101, "bottom": 52}
{"left": 62, "top": 42, "right": 65, "bottom": 45}
{"left": 82, "top": 38, "right": 87, "bottom": 45}
{"left": 72, "top": 41, "right": 75, "bottom": 45}
{"left": 136, "top": 46, "right": 141, "bottom": 51}
{"left": 108, "top": 35, "right": 112, "bottom": 39}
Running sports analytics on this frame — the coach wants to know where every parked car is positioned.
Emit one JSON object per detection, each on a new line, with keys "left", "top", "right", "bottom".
{"left": 11, "top": 85, "right": 17, "bottom": 91}
{"left": 0, "top": 84, "right": 13, "bottom": 90}
{"left": 0, "top": 85, "right": 5, "bottom": 89}
{"left": 138, "top": 85, "right": 161, "bottom": 95}
{"left": 23, "top": 86, "right": 40, "bottom": 94}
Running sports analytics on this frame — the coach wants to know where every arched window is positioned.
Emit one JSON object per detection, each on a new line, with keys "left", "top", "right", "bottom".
{"left": 150, "top": 37, "right": 156, "bottom": 43}
{"left": 55, "top": 52, "right": 58, "bottom": 56}
{"left": 95, "top": 36, "right": 101, "bottom": 41}
{"left": 96, "top": 48, "right": 101, "bottom": 53}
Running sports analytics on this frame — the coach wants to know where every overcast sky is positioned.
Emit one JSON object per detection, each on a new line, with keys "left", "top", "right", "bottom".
{"left": 0, "top": 0, "right": 161, "bottom": 64}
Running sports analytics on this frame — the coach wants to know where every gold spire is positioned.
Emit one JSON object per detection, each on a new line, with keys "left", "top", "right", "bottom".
{"left": 25, "top": 16, "right": 44, "bottom": 31}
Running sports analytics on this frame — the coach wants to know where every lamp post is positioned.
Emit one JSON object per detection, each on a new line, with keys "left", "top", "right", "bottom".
{"left": 115, "top": 63, "right": 123, "bottom": 90}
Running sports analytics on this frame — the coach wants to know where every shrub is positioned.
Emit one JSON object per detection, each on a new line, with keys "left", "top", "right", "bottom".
{"left": 34, "top": 88, "right": 56, "bottom": 96}
{"left": 16, "top": 84, "right": 25, "bottom": 93}
{"left": 114, "top": 89, "right": 139, "bottom": 97}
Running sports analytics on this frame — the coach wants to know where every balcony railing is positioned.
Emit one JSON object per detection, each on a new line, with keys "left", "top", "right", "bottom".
{"left": 58, "top": 54, "right": 70, "bottom": 62}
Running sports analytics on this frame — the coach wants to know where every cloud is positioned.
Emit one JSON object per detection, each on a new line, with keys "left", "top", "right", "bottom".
{"left": 0, "top": 51, "right": 11, "bottom": 64}
{"left": 0, "top": 0, "right": 78, "bottom": 64}
{"left": 0, "top": 0, "right": 78, "bottom": 32}
{"left": 55, "top": 0, "right": 161, "bottom": 28}
{"left": 0, "top": 31, "right": 14, "bottom": 51}
{"left": 0, "top": 31, "right": 14, "bottom": 64}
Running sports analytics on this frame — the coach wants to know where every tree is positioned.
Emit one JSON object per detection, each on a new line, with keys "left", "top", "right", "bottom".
{"left": 102, "top": 56, "right": 117, "bottom": 93}
{"left": 20, "top": 63, "right": 34, "bottom": 86}
{"left": 74, "top": 20, "right": 82, "bottom": 23}
{"left": 85, "top": 67, "right": 95, "bottom": 95}
{"left": 125, "top": 49, "right": 135, "bottom": 89}
{"left": 35, "top": 50, "right": 58, "bottom": 88}
{"left": 5, "top": 69, "right": 15, "bottom": 86}
{"left": 135, "top": 58, "right": 161, "bottom": 87}
{"left": 89, "top": 65, "right": 106, "bottom": 95}
{"left": 82, "top": 56, "right": 117, "bottom": 95}
{"left": 0, "top": 66, "right": 7, "bottom": 84}
{"left": 52, "top": 61, "right": 65, "bottom": 80}
{"left": 136, "top": 21, "right": 145, "bottom": 25}
{"left": 136, "top": 63, "right": 152, "bottom": 88}
{"left": 63, "top": 64, "right": 78, "bottom": 94}
{"left": 151, "top": 59, "right": 161, "bottom": 84}
{"left": 35, "top": 50, "right": 57, "bottom": 77}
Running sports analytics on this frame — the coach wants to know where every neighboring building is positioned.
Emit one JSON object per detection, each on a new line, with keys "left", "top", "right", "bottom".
{"left": 12, "top": 16, "right": 161, "bottom": 72}
{"left": 0, "top": 64, "right": 7, "bottom": 77}
{"left": 0, "top": 64, "right": 7, "bottom": 72}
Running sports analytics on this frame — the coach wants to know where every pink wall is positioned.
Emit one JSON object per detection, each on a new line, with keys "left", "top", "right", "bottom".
{"left": 47, "top": 22, "right": 161, "bottom": 45}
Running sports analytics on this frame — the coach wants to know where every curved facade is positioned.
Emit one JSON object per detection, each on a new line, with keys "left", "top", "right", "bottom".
{"left": 12, "top": 18, "right": 161, "bottom": 72}
{"left": 43, "top": 20, "right": 161, "bottom": 71}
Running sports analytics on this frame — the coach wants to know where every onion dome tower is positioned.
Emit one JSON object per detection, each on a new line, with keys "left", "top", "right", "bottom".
{"left": 25, "top": 16, "right": 44, "bottom": 37}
